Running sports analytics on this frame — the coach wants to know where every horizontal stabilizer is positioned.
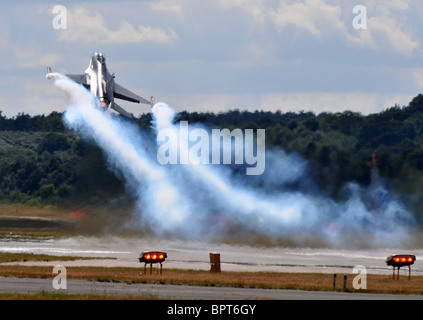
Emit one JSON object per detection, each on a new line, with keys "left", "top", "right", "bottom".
{"left": 114, "top": 83, "right": 150, "bottom": 105}
{"left": 111, "top": 102, "right": 134, "bottom": 119}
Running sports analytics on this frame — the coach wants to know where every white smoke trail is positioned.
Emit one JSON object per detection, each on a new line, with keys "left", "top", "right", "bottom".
{"left": 151, "top": 102, "right": 415, "bottom": 245}
{"left": 48, "top": 74, "right": 415, "bottom": 246}
{"left": 47, "top": 73, "right": 193, "bottom": 234}
{"left": 152, "top": 103, "right": 321, "bottom": 232}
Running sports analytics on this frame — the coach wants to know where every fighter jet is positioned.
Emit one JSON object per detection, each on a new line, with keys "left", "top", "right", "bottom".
{"left": 47, "top": 52, "right": 153, "bottom": 118}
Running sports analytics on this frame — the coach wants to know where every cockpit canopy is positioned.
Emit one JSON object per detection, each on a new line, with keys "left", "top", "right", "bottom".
{"left": 94, "top": 52, "right": 106, "bottom": 64}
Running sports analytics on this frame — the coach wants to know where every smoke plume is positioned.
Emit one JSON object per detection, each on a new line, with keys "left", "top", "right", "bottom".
{"left": 48, "top": 73, "right": 415, "bottom": 247}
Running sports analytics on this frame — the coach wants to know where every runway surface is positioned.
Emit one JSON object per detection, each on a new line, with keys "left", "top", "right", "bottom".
{"left": 1, "top": 277, "right": 422, "bottom": 300}
{"left": 1, "top": 236, "right": 422, "bottom": 275}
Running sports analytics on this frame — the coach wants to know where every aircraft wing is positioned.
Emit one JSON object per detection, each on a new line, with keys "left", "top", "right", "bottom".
{"left": 111, "top": 102, "right": 134, "bottom": 119}
{"left": 114, "top": 83, "right": 150, "bottom": 105}
{"left": 66, "top": 74, "right": 89, "bottom": 86}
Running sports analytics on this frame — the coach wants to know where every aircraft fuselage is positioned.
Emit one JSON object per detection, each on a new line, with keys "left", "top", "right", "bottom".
{"left": 85, "top": 52, "right": 115, "bottom": 110}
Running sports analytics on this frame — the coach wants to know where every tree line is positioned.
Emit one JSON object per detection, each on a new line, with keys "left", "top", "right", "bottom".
{"left": 1, "top": 94, "right": 423, "bottom": 220}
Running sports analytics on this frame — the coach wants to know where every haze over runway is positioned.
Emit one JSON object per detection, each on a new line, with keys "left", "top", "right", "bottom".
{"left": 1, "top": 237, "right": 423, "bottom": 276}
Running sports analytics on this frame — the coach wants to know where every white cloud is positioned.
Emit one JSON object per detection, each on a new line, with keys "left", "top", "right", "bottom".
{"left": 350, "top": 1, "right": 419, "bottom": 55}
{"left": 150, "top": 0, "right": 186, "bottom": 20}
{"left": 217, "top": 0, "right": 268, "bottom": 24}
{"left": 364, "top": 1, "right": 419, "bottom": 56}
{"left": 368, "top": 16, "right": 418, "bottom": 56}
{"left": 269, "top": 0, "right": 345, "bottom": 37}
{"left": 1, "top": 1, "right": 420, "bottom": 118}
{"left": 218, "top": 0, "right": 349, "bottom": 37}
{"left": 55, "top": 7, "right": 178, "bottom": 44}
{"left": 366, "top": 0, "right": 412, "bottom": 15}
{"left": 218, "top": 0, "right": 419, "bottom": 56}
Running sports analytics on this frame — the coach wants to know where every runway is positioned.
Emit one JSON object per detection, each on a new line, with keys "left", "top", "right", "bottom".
{"left": 1, "top": 277, "right": 422, "bottom": 300}
{"left": 1, "top": 236, "right": 422, "bottom": 275}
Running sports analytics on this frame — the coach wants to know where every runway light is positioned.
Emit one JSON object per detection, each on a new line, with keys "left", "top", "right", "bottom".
{"left": 386, "top": 254, "right": 416, "bottom": 267}
{"left": 139, "top": 251, "right": 167, "bottom": 264}
{"left": 386, "top": 254, "right": 416, "bottom": 281}
{"left": 139, "top": 251, "right": 167, "bottom": 275}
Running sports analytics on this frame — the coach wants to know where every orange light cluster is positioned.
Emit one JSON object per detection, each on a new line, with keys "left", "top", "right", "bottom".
{"left": 393, "top": 257, "right": 414, "bottom": 263}
{"left": 144, "top": 253, "right": 165, "bottom": 260}
{"left": 139, "top": 251, "right": 167, "bottom": 264}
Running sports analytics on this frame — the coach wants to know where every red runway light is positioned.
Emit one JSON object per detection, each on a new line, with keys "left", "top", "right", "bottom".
{"left": 139, "top": 251, "right": 167, "bottom": 264}
{"left": 386, "top": 254, "right": 415, "bottom": 267}
{"left": 386, "top": 254, "right": 416, "bottom": 281}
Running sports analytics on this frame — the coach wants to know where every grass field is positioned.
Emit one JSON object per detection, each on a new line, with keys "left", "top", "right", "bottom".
{"left": 0, "top": 252, "right": 115, "bottom": 263}
{"left": 0, "top": 292, "right": 156, "bottom": 300}
{"left": 0, "top": 203, "right": 76, "bottom": 239}
{"left": 0, "top": 253, "right": 422, "bottom": 297}
{"left": 1, "top": 265, "right": 423, "bottom": 296}
{"left": 1, "top": 205, "right": 423, "bottom": 299}
{"left": 0, "top": 203, "right": 67, "bottom": 218}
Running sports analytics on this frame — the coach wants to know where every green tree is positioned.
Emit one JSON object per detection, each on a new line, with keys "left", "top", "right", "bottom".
{"left": 304, "top": 118, "right": 319, "bottom": 132}
{"left": 38, "top": 133, "right": 70, "bottom": 153}
{"left": 39, "top": 184, "right": 55, "bottom": 199}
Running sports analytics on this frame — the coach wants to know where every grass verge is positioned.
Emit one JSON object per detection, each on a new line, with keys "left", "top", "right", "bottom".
{"left": 0, "top": 264, "right": 423, "bottom": 296}
{"left": 0, "top": 292, "right": 159, "bottom": 300}
{"left": 0, "top": 252, "right": 115, "bottom": 263}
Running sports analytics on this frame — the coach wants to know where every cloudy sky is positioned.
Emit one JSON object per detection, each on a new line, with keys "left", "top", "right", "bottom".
{"left": 1, "top": 0, "right": 423, "bottom": 118}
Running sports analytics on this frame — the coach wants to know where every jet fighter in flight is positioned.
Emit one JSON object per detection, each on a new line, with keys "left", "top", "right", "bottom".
{"left": 47, "top": 52, "right": 153, "bottom": 118}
